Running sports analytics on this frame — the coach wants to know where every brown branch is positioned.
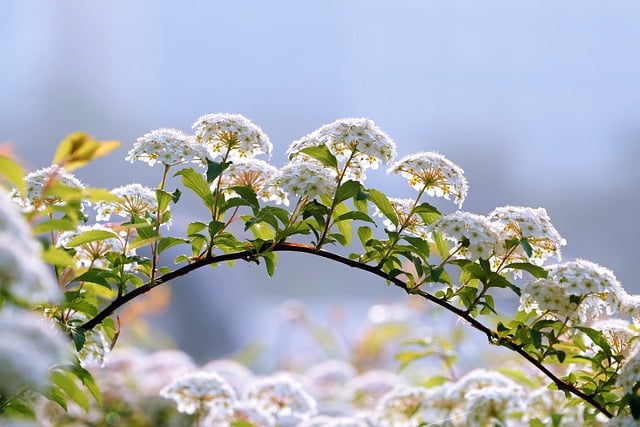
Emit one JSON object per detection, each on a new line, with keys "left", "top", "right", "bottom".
{"left": 79, "top": 241, "right": 613, "bottom": 418}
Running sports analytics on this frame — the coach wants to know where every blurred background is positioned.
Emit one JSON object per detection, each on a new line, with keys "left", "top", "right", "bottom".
{"left": 3, "top": 1, "right": 640, "bottom": 367}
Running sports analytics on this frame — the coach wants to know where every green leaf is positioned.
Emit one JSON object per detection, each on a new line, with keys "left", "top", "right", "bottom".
{"left": 403, "top": 236, "right": 429, "bottom": 259}
{"left": 574, "top": 326, "right": 612, "bottom": 356}
{"left": 206, "top": 159, "right": 231, "bottom": 183}
{"left": 175, "top": 168, "right": 215, "bottom": 209}
{"left": 432, "top": 231, "right": 449, "bottom": 260}
{"left": 0, "top": 155, "right": 25, "bottom": 196}
{"left": 41, "top": 246, "right": 76, "bottom": 268}
{"left": 262, "top": 251, "right": 277, "bottom": 277}
{"left": 32, "top": 217, "right": 78, "bottom": 234}
{"left": 51, "top": 370, "right": 90, "bottom": 412}
{"left": 335, "top": 211, "right": 375, "bottom": 224}
{"left": 228, "top": 185, "right": 260, "bottom": 213}
{"left": 52, "top": 132, "right": 120, "bottom": 171}
{"left": 158, "top": 237, "right": 188, "bottom": 254}
{"left": 334, "top": 180, "right": 362, "bottom": 204}
{"left": 156, "top": 189, "right": 174, "bottom": 213}
{"left": 65, "top": 229, "right": 118, "bottom": 247}
{"left": 520, "top": 238, "right": 533, "bottom": 257}
{"left": 414, "top": 201, "right": 441, "bottom": 224}
{"left": 367, "top": 188, "right": 398, "bottom": 226}
{"left": 72, "top": 270, "right": 115, "bottom": 289}
{"left": 357, "top": 226, "right": 373, "bottom": 248}
{"left": 299, "top": 145, "right": 337, "bottom": 168}
{"left": 70, "top": 364, "right": 102, "bottom": 406}
{"left": 629, "top": 393, "right": 640, "bottom": 419}
{"left": 72, "top": 328, "right": 86, "bottom": 351}
{"left": 505, "top": 262, "right": 548, "bottom": 279}
{"left": 247, "top": 221, "right": 274, "bottom": 241}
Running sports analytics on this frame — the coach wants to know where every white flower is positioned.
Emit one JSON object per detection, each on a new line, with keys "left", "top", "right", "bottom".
{"left": 0, "top": 191, "right": 60, "bottom": 305}
{"left": 13, "top": 164, "right": 85, "bottom": 212}
{"left": 297, "top": 415, "right": 372, "bottom": 426}
{"left": 430, "top": 211, "right": 500, "bottom": 261}
{"left": 94, "top": 183, "right": 159, "bottom": 222}
{"left": 203, "top": 401, "right": 275, "bottom": 427}
{"left": 607, "top": 415, "right": 640, "bottom": 427}
{"left": 387, "top": 152, "right": 468, "bottom": 207}
{"left": 201, "top": 359, "right": 254, "bottom": 394}
{"left": 464, "top": 386, "right": 523, "bottom": 427}
{"left": 218, "top": 158, "right": 286, "bottom": 205}
{"left": 76, "top": 328, "right": 110, "bottom": 368}
{"left": 243, "top": 373, "right": 317, "bottom": 421}
{"left": 373, "top": 385, "right": 435, "bottom": 427}
{"left": 588, "top": 319, "right": 639, "bottom": 359}
{"left": 126, "top": 128, "right": 207, "bottom": 167}
{"left": 520, "top": 259, "right": 625, "bottom": 322}
{"left": 287, "top": 118, "right": 396, "bottom": 181}
{"left": 303, "top": 359, "right": 357, "bottom": 402}
{"left": 275, "top": 160, "right": 338, "bottom": 203}
{"left": 346, "top": 370, "right": 405, "bottom": 409}
{"left": 0, "top": 307, "right": 69, "bottom": 397}
{"left": 193, "top": 113, "right": 272, "bottom": 161}
{"left": 489, "top": 206, "right": 566, "bottom": 267}
{"left": 160, "top": 371, "right": 236, "bottom": 415}
{"left": 617, "top": 345, "right": 640, "bottom": 395}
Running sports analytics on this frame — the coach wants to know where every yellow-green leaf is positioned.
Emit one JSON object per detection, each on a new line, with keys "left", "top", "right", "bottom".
{"left": 42, "top": 246, "right": 75, "bottom": 267}
{"left": 66, "top": 230, "right": 118, "bottom": 247}
{"left": 0, "top": 155, "right": 25, "bottom": 196}
{"left": 53, "top": 132, "right": 120, "bottom": 171}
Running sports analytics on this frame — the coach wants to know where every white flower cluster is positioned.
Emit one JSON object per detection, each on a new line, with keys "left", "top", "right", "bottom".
{"left": 160, "top": 371, "right": 236, "bottom": 415}
{"left": 520, "top": 259, "right": 625, "bottom": 323}
{"left": 275, "top": 160, "right": 338, "bottom": 204}
{"left": 193, "top": 113, "right": 272, "bottom": 161}
{"left": 94, "top": 183, "right": 159, "bottom": 222}
{"left": 58, "top": 223, "right": 134, "bottom": 270}
{"left": 287, "top": 118, "right": 397, "bottom": 181}
{"left": 431, "top": 211, "right": 500, "bottom": 261}
{"left": 388, "top": 152, "right": 468, "bottom": 207}
{"left": 489, "top": 205, "right": 566, "bottom": 266}
{"left": 218, "top": 158, "right": 287, "bottom": 205}
{"left": 617, "top": 345, "right": 640, "bottom": 395}
{"left": 126, "top": 128, "right": 208, "bottom": 167}
{"left": 161, "top": 370, "right": 317, "bottom": 425}
{"left": 13, "top": 164, "right": 85, "bottom": 212}
{"left": 373, "top": 198, "right": 429, "bottom": 239}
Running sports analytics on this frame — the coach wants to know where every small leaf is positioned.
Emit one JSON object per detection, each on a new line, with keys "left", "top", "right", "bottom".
{"left": 574, "top": 326, "right": 612, "bottom": 356}
{"left": 72, "top": 328, "right": 86, "bottom": 351}
{"left": 206, "top": 159, "right": 231, "bottom": 183}
{"left": 262, "top": 251, "right": 277, "bottom": 277}
{"left": 505, "top": 262, "right": 548, "bottom": 279}
{"left": 0, "top": 155, "right": 25, "bottom": 196}
{"left": 53, "top": 132, "right": 120, "bottom": 171}
{"left": 156, "top": 189, "right": 174, "bottom": 213}
{"left": 157, "top": 237, "right": 188, "bottom": 254}
{"left": 520, "top": 238, "right": 533, "bottom": 257}
{"left": 335, "top": 211, "right": 375, "bottom": 224}
{"left": 175, "top": 168, "right": 215, "bottom": 209}
{"left": 41, "top": 246, "right": 76, "bottom": 267}
{"left": 65, "top": 230, "right": 118, "bottom": 247}
{"left": 357, "top": 226, "right": 373, "bottom": 247}
{"left": 334, "top": 180, "right": 362, "bottom": 204}
{"left": 299, "top": 145, "right": 337, "bottom": 169}
{"left": 51, "top": 370, "right": 90, "bottom": 412}
{"left": 367, "top": 188, "right": 398, "bottom": 226}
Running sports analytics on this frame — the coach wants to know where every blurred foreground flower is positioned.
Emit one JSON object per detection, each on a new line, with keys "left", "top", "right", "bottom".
{"left": 0, "top": 307, "right": 69, "bottom": 397}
